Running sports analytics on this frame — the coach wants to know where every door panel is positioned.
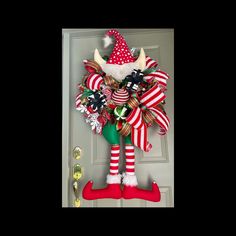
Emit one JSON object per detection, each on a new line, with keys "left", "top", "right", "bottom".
{"left": 62, "top": 29, "right": 174, "bottom": 207}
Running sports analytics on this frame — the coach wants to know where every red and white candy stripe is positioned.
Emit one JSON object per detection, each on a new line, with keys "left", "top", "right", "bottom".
{"left": 140, "top": 83, "right": 166, "bottom": 108}
{"left": 144, "top": 70, "right": 169, "bottom": 87}
{"left": 155, "top": 69, "right": 169, "bottom": 87}
{"left": 112, "top": 88, "right": 130, "bottom": 106}
{"left": 131, "top": 123, "right": 152, "bottom": 152}
{"left": 125, "top": 145, "right": 135, "bottom": 175}
{"left": 126, "top": 107, "right": 144, "bottom": 130}
{"left": 149, "top": 107, "right": 170, "bottom": 133}
{"left": 75, "top": 93, "right": 82, "bottom": 109}
{"left": 126, "top": 108, "right": 152, "bottom": 152}
{"left": 145, "top": 56, "right": 158, "bottom": 69}
{"left": 109, "top": 145, "right": 120, "bottom": 175}
{"left": 143, "top": 73, "right": 155, "bottom": 83}
{"left": 86, "top": 73, "right": 104, "bottom": 90}
{"left": 126, "top": 84, "right": 166, "bottom": 152}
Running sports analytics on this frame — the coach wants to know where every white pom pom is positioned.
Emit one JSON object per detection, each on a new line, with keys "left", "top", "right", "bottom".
{"left": 106, "top": 174, "right": 121, "bottom": 184}
{"left": 122, "top": 174, "right": 138, "bottom": 186}
{"left": 103, "top": 35, "right": 113, "bottom": 48}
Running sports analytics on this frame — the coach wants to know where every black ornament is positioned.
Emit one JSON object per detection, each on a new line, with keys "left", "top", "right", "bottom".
{"left": 87, "top": 91, "right": 107, "bottom": 112}
{"left": 125, "top": 69, "right": 144, "bottom": 92}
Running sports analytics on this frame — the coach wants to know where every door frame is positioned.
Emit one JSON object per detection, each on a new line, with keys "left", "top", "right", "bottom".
{"left": 62, "top": 31, "right": 69, "bottom": 207}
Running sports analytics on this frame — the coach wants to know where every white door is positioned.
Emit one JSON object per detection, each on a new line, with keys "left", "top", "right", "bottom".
{"left": 62, "top": 28, "right": 174, "bottom": 207}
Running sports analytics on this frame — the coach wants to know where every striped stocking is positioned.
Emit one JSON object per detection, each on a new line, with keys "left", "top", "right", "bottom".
{"left": 109, "top": 145, "right": 120, "bottom": 175}
{"left": 82, "top": 144, "right": 122, "bottom": 200}
{"left": 125, "top": 145, "right": 135, "bottom": 175}
{"left": 122, "top": 144, "right": 161, "bottom": 202}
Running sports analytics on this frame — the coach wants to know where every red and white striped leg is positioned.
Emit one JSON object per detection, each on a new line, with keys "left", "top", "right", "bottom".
{"left": 109, "top": 145, "right": 120, "bottom": 176}
{"left": 82, "top": 145, "right": 122, "bottom": 200}
{"left": 122, "top": 144, "right": 161, "bottom": 202}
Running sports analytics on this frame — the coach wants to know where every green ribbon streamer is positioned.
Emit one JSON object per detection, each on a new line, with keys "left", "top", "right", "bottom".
{"left": 142, "top": 67, "right": 158, "bottom": 75}
{"left": 81, "top": 89, "right": 93, "bottom": 100}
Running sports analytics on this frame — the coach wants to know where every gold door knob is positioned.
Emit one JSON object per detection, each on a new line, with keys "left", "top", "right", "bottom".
{"left": 73, "top": 146, "right": 82, "bottom": 160}
{"left": 72, "top": 166, "right": 82, "bottom": 207}
{"left": 73, "top": 181, "right": 81, "bottom": 207}
{"left": 73, "top": 181, "right": 80, "bottom": 199}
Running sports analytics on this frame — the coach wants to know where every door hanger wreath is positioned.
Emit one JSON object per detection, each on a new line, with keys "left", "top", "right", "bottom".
{"left": 76, "top": 29, "right": 170, "bottom": 202}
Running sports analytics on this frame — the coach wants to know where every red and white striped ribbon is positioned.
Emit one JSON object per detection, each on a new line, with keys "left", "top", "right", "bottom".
{"left": 143, "top": 73, "right": 156, "bottom": 83}
{"left": 126, "top": 107, "right": 144, "bottom": 130}
{"left": 140, "top": 83, "right": 166, "bottom": 108}
{"left": 144, "top": 69, "right": 169, "bottom": 87}
{"left": 126, "top": 108, "right": 152, "bottom": 152}
{"left": 149, "top": 107, "right": 170, "bottom": 134}
{"left": 125, "top": 84, "right": 167, "bottom": 151}
{"left": 145, "top": 56, "right": 158, "bottom": 69}
{"left": 131, "top": 123, "right": 152, "bottom": 152}
{"left": 86, "top": 73, "right": 104, "bottom": 90}
{"left": 75, "top": 93, "right": 82, "bottom": 109}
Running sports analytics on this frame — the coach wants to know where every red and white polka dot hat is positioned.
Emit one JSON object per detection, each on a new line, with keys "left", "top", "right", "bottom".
{"left": 104, "top": 29, "right": 135, "bottom": 65}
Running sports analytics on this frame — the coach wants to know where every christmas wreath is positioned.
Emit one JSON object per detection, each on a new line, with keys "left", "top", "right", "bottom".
{"left": 75, "top": 29, "right": 170, "bottom": 202}
{"left": 76, "top": 51, "right": 170, "bottom": 152}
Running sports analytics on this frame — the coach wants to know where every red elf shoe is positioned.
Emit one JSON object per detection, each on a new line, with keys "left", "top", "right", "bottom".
{"left": 122, "top": 174, "right": 161, "bottom": 202}
{"left": 82, "top": 174, "right": 122, "bottom": 200}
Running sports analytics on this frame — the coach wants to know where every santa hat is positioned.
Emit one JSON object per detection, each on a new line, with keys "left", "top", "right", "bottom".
{"left": 103, "top": 29, "right": 135, "bottom": 65}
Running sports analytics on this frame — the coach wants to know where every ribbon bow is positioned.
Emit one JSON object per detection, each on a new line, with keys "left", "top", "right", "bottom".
{"left": 124, "top": 69, "right": 144, "bottom": 92}
{"left": 87, "top": 91, "right": 107, "bottom": 112}
{"left": 125, "top": 83, "right": 170, "bottom": 152}
{"left": 83, "top": 59, "right": 104, "bottom": 75}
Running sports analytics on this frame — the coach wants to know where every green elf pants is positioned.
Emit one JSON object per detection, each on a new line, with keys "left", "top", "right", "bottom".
{"left": 102, "top": 122, "right": 132, "bottom": 145}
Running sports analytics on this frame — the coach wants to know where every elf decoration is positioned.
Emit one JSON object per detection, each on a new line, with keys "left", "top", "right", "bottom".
{"left": 76, "top": 29, "right": 170, "bottom": 202}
